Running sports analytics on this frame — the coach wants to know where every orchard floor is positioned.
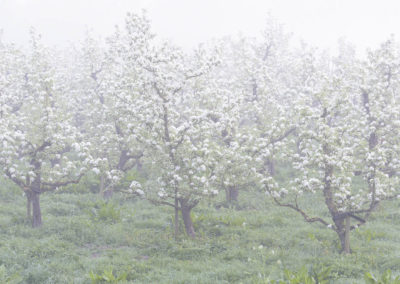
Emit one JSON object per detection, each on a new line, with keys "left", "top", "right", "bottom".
{"left": 1, "top": 185, "right": 400, "bottom": 283}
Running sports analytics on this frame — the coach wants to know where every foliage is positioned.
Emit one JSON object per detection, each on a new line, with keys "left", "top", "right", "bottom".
{"left": 0, "top": 265, "right": 22, "bottom": 284}
{"left": 278, "top": 265, "right": 331, "bottom": 284}
{"left": 0, "top": 190, "right": 399, "bottom": 283}
{"left": 87, "top": 200, "right": 121, "bottom": 224}
{"left": 365, "top": 270, "right": 400, "bottom": 284}
{"left": 89, "top": 268, "right": 127, "bottom": 283}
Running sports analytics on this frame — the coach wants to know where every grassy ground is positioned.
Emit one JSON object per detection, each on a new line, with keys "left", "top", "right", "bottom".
{"left": 0, "top": 181, "right": 400, "bottom": 283}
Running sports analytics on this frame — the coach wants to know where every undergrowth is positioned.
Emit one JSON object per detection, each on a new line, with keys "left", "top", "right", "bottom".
{"left": 0, "top": 183, "right": 399, "bottom": 283}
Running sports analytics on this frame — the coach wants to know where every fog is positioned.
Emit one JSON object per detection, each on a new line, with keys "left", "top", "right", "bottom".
{"left": 1, "top": 0, "right": 400, "bottom": 53}
{"left": 1, "top": 1, "right": 400, "bottom": 282}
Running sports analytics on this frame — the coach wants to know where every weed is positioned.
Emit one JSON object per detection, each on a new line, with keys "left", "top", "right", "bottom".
{"left": 87, "top": 200, "right": 121, "bottom": 224}
{"left": 89, "top": 268, "right": 127, "bottom": 283}
{"left": 365, "top": 269, "right": 400, "bottom": 284}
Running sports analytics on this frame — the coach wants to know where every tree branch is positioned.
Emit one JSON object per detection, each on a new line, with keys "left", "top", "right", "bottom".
{"left": 4, "top": 169, "right": 26, "bottom": 189}
{"left": 270, "top": 127, "right": 296, "bottom": 144}
{"left": 272, "top": 196, "right": 330, "bottom": 227}
{"left": 41, "top": 173, "right": 85, "bottom": 191}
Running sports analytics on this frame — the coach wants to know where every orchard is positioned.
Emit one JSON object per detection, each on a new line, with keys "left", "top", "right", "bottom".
{"left": 1, "top": 12, "right": 400, "bottom": 283}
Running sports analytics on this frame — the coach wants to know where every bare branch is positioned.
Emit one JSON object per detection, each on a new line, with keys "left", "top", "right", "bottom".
{"left": 270, "top": 127, "right": 296, "bottom": 144}
{"left": 41, "top": 173, "right": 85, "bottom": 191}
{"left": 147, "top": 197, "right": 179, "bottom": 209}
{"left": 272, "top": 196, "right": 330, "bottom": 227}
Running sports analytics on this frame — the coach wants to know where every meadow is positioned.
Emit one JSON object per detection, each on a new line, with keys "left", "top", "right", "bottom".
{"left": 1, "top": 177, "right": 400, "bottom": 283}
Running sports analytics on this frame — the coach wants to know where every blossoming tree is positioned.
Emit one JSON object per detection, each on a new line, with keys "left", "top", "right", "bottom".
{"left": 263, "top": 40, "right": 400, "bottom": 253}
{"left": 0, "top": 32, "right": 92, "bottom": 227}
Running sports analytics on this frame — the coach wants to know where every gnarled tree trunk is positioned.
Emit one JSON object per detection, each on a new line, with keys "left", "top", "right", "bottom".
{"left": 336, "top": 228, "right": 351, "bottom": 254}
{"left": 333, "top": 215, "right": 351, "bottom": 254}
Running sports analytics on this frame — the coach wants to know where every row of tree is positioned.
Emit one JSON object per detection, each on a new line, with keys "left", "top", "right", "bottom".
{"left": 1, "top": 13, "right": 400, "bottom": 253}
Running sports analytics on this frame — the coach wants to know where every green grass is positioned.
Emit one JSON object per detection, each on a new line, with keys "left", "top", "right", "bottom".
{"left": 0, "top": 183, "right": 399, "bottom": 283}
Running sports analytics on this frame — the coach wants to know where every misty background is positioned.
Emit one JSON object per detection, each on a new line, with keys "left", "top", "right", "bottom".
{"left": 1, "top": 0, "right": 400, "bottom": 54}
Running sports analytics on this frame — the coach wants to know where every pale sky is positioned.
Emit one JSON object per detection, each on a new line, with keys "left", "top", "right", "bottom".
{"left": 0, "top": 0, "right": 399, "bottom": 54}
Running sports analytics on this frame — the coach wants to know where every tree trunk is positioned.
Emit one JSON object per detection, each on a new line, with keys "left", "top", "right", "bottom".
{"left": 31, "top": 191, "right": 42, "bottom": 228}
{"left": 344, "top": 216, "right": 351, "bottom": 254}
{"left": 99, "top": 174, "right": 105, "bottom": 194}
{"left": 26, "top": 191, "right": 32, "bottom": 220}
{"left": 225, "top": 186, "right": 239, "bottom": 203}
{"left": 335, "top": 220, "right": 351, "bottom": 254}
{"left": 267, "top": 158, "right": 275, "bottom": 176}
{"left": 322, "top": 162, "right": 351, "bottom": 253}
{"left": 136, "top": 158, "right": 143, "bottom": 172}
{"left": 174, "top": 195, "right": 179, "bottom": 239}
{"left": 181, "top": 205, "right": 195, "bottom": 239}
{"left": 102, "top": 189, "right": 113, "bottom": 200}
{"left": 100, "top": 175, "right": 113, "bottom": 200}
{"left": 117, "top": 150, "right": 129, "bottom": 172}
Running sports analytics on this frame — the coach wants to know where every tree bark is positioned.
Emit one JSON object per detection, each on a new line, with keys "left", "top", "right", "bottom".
{"left": 174, "top": 194, "right": 179, "bottom": 239}
{"left": 225, "top": 186, "right": 239, "bottom": 203}
{"left": 117, "top": 150, "right": 129, "bottom": 172}
{"left": 322, "top": 162, "right": 351, "bottom": 253}
{"left": 100, "top": 175, "right": 113, "bottom": 200}
{"left": 99, "top": 174, "right": 105, "bottom": 194}
{"left": 266, "top": 158, "right": 275, "bottom": 176}
{"left": 334, "top": 217, "right": 351, "bottom": 254}
{"left": 102, "top": 189, "right": 113, "bottom": 200}
{"left": 337, "top": 229, "right": 346, "bottom": 253}
{"left": 30, "top": 170, "right": 42, "bottom": 228}
{"left": 181, "top": 205, "right": 195, "bottom": 239}
{"left": 344, "top": 216, "right": 351, "bottom": 254}
{"left": 26, "top": 191, "right": 32, "bottom": 220}
{"left": 136, "top": 158, "right": 143, "bottom": 172}
{"left": 31, "top": 191, "right": 42, "bottom": 228}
